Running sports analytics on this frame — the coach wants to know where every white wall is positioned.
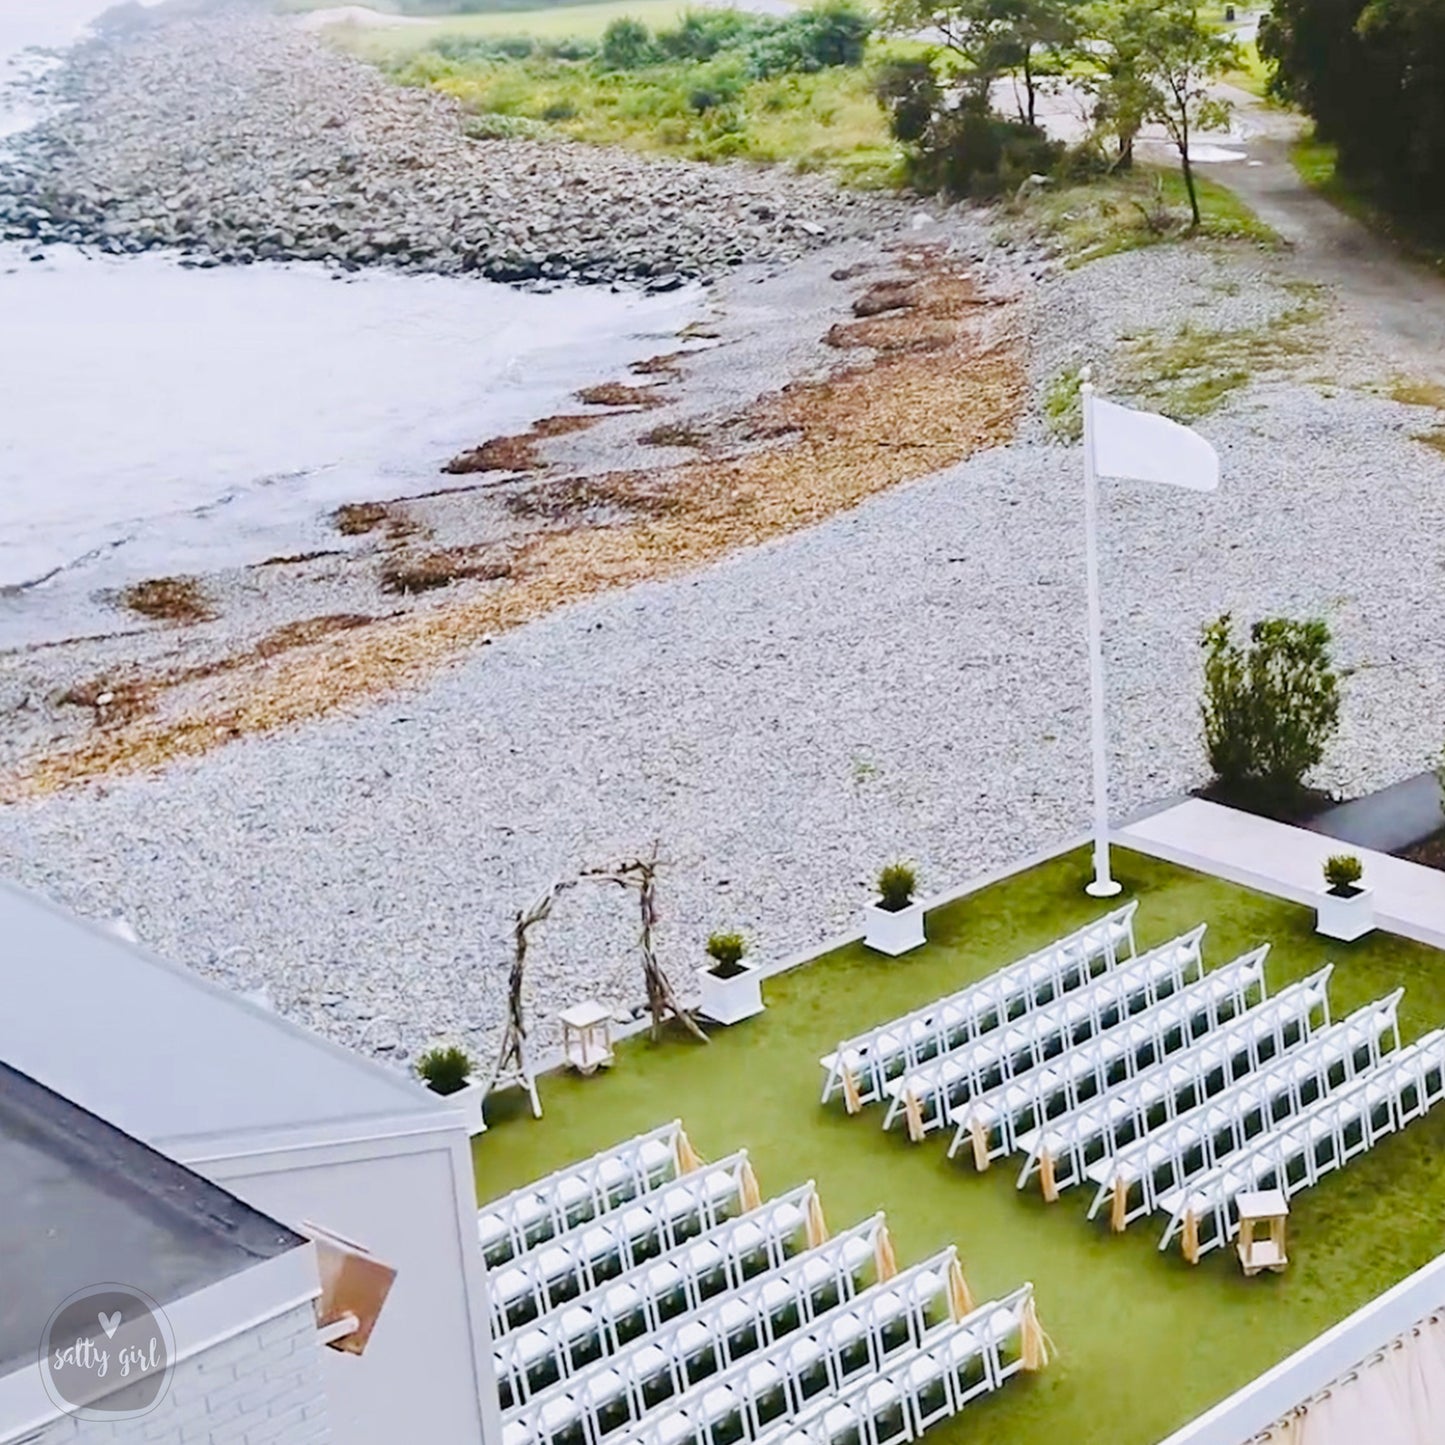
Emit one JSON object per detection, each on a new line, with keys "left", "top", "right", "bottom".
{"left": 0, "top": 1249, "right": 326, "bottom": 1445}
{"left": 22, "top": 1300, "right": 330, "bottom": 1445}
{"left": 188, "top": 1117, "right": 500, "bottom": 1445}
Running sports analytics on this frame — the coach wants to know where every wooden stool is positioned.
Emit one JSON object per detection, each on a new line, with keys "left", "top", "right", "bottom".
{"left": 560, "top": 1002, "right": 615, "bottom": 1076}
{"left": 1236, "top": 1189, "right": 1289, "bottom": 1275}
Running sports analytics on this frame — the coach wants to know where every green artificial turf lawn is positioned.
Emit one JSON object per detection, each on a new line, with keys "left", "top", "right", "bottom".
{"left": 474, "top": 845, "right": 1445, "bottom": 1445}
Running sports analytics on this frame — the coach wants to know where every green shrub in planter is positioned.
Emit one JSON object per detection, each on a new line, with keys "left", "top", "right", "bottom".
{"left": 1200, "top": 614, "right": 1340, "bottom": 811}
{"left": 417, "top": 1044, "right": 473, "bottom": 1096}
{"left": 1323, "top": 853, "right": 1364, "bottom": 896}
{"left": 877, "top": 861, "right": 917, "bottom": 913}
{"left": 706, "top": 931, "right": 750, "bottom": 979}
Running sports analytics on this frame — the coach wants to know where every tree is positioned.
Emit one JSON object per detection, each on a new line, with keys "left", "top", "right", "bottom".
{"left": 1262, "top": 0, "right": 1445, "bottom": 218}
{"left": 1200, "top": 615, "right": 1341, "bottom": 811}
{"left": 1075, "top": 1, "right": 1160, "bottom": 169}
{"left": 882, "top": 0, "right": 1075, "bottom": 128}
{"left": 1127, "top": 1, "right": 1238, "bottom": 226}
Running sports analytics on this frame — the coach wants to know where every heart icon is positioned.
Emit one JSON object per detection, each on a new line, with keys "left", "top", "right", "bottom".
{"left": 98, "top": 1311, "right": 121, "bottom": 1340}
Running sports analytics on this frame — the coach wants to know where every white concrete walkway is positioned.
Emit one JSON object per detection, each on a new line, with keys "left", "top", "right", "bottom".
{"left": 1121, "top": 798, "right": 1445, "bottom": 952}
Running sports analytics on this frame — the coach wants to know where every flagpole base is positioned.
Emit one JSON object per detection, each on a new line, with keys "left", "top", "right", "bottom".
{"left": 1086, "top": 878, "right": 1124, "bottom": 898}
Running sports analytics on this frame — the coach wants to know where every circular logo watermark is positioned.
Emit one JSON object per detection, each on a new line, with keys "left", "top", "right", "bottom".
{"left": 39, "top": 1284, "right": 175, "bottom": 1421}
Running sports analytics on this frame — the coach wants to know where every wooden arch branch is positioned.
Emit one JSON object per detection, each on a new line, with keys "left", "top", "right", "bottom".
{"left": 580, "top": 846, "right": 708, "bottom": 1045}
{"left": 490, "top": 848, "right": 706, "bottom": 1105}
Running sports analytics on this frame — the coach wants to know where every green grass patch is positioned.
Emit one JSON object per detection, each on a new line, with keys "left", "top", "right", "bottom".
{"left": 475, "top": 845, "right": 1445, "bottom": 1445}
{"left": 1015, "top": 165, "right": 1277, "bottom": 268}
{"left": 364, "top": 34, "right": 905, "bottom": 176}
{"left": 1221, "top": 38, "right": 1271, "bottom": 98}
{"left": 1292, "top": 135, "right": 1445, "bottom": 277}
{"left": 1117, "top": 290, "right": 1323, "bottom": 419}
{"left": 1042, "top": 367, "right": 1083, "bottom": 441}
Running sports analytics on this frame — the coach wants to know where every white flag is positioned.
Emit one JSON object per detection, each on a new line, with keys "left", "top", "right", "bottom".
{"left": 1088, "top": 395, "right": 1219, "bottom": 492}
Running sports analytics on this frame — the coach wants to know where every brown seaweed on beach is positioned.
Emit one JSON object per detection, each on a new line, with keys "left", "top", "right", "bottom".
{"left": 4, "top": 249, "right": 1026, "bottom": 800}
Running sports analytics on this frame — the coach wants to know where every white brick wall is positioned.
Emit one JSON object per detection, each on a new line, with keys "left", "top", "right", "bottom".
{"left": 30, "top": 1301, "right": 330, "bottom": 1445}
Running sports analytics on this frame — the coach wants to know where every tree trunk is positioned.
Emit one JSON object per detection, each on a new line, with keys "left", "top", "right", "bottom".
{"left": 1178, "top": 119, "right": 1201, "bottom": 227}
{"left": 1023, "top": 50, "right": 1036, "bottom": 128}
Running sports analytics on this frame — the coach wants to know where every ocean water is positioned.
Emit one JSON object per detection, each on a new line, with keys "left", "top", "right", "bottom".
{"left": 0, "top": 0, "right": 702, "bottom": 625}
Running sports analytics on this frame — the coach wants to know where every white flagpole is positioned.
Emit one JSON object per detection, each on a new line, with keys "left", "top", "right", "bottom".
{"left": 1080, "top": 374, "right": 1121, "bottom": 898}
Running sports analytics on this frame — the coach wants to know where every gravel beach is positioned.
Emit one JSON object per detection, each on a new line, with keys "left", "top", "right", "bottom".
{"left": 5, "top": 233, "right": 1445, "bottom": 1071}
{"left": 4, "top": 0, "right": 1445, "bottom": 1080}
{"left": 0, "top": 4, "right": 904, "bottom": 284}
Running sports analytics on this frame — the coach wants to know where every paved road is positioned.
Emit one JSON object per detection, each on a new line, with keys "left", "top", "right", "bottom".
{"left": 1216, "top": 86, "right": 1445, "bottom": 381}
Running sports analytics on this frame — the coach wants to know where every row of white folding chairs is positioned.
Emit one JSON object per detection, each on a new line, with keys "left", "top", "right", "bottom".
{"left": 818, "top": 903, "right": 1139, "bottom": 1110}
{"left": 505, "top": 1219, "right": 889, "bottom": 1445}
{"left": 480, "top": 1121, "right": 687, "bottom": 1268}
{"left": 1016, "top": 966, "right": 1333, "bottom": 1198}
{"left": 881, "top": 926, "right": 1207, "bottom": 1140}
{"left": 490, "top": 1151, "right": 757, "bottom": 1334}
{"left": 749, "top": 1286, "right": 1036, "bottom": 1445}
{"left": 946, "top": 947, "right": 1269, "bottom": 1168}
{"left": 1158, "top": 1028, "right": 1445, "bottom": 1261}
{"left": 496, "top": 1184, "right": 818, "bottom": 1410}
{"left": 615, "top": 1252, "right": 959, "bottom": 1445}
{"left": 1088, "top": 989, "right": 1399, "bottom": 1229}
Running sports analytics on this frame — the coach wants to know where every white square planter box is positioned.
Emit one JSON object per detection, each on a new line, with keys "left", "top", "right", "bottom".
{"left": 863, "top": 900, "right": 926, "bottom": 956}
{"left": 1316, "top": 886, "right": 1375, "bottom": 943}
{"left": 696, "top": 964, "right": 765, "bottom": 1025}
{"left": 436, "top": 1077, "right": 488, "bottom": 1136}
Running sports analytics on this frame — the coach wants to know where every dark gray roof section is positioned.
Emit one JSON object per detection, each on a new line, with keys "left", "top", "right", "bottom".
{"left": 0, "top": 1062, "right": 305, "bottom": 1376}
{"left": 0, "top": 880, "right": 444, "bottom": 1156}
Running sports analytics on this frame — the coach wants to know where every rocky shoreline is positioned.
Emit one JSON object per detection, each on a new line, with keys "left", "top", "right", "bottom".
{"left": 0, "top": 4, "right": 907, "bottom": 286}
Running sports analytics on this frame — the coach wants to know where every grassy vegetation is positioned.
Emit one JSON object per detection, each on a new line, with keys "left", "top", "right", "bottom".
{"left": 1293, "top": 135, "right": 1445, "bottom": 276}
{"left": 422, "top": 48, "right": 900, "bottom": 172}
{"left": 1221, "top": 38, "right": 1271, "bottom": 98}
{"left": 1016, "top": 164, "right": 1277, "bottom": 268}
{"left": 1380, "top": 378, "right": 1445, "bottom": 457}
{"left": 327, "top": 1, "right": 695, "bottom": 56}
{"left": 1116, "top": 290, "right": 1322, "bottom": 420}
{"left": 476, "top": 845, "right": 1445, "bottom": 1445}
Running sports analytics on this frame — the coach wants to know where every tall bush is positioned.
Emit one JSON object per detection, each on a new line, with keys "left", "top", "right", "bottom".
{"left": 600, "top": 18, "right": 656, "bottom": 70}
{"left": 1200, "top": 614, "right": 1341, "bottom": 808}
{"left": 876, "top": 81, "right": 1063, "bottom": 198}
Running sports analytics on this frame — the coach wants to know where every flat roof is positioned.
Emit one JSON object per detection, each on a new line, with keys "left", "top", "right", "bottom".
{"left": 0, "top": 1062, "right": 305, "bottom": 1375}
{"left": 0, "top": 881, "right": 445, "bottom": 1157}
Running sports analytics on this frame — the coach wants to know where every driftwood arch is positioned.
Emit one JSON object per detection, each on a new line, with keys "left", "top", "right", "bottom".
{"left": 491, "top": 848, "right": 706, "bottom": 1113}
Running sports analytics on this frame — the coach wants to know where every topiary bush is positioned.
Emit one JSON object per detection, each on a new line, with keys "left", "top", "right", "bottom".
{"left": 1323, "top": 853, "right": 1364, "bottom": 894}
{"left": 1201, "top": 614, "right": 1341, "bottom": 814}
{"left": 706, "top": 931, "right": 750, "bottom": 977}
{"left": 417, "top": 1044, "right": 474, "bottom": 1096}
{"left": 876, "top": 861, "right": 917, "bottom": 912}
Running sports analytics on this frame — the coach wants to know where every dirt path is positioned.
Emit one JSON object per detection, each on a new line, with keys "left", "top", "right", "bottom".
{"left": 1215, "top": 86, "right": 1445, "bottom": 382}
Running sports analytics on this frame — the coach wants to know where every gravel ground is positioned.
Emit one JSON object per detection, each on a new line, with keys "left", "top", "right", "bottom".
{"left": 5, "top": 238, "right": 1445, "bottom": 1076}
